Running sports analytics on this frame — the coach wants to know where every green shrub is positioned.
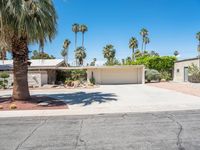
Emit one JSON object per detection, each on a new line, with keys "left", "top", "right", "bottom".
{"left": 89, "top": 77, "right": 95, "bottom": 85}
{"left": 145, "top": 69, "right": 161, "bottom": 83}
{"left": 160, "top": 71, "right": 172, "bottom": 81}
{"left": 188, "top": 64, "right": 200, "bottom": 83}
{"left": 56, "top": 69, "right": 87, "bottom": 84}
{"left": 0, "top": 72, "right": 9, "bottom": 89}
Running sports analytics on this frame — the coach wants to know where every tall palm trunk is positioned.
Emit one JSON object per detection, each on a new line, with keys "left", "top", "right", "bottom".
{"left": 65, "top": 48, "right": 68, "bottom": 66}
{"left": 198, "top": 41, "right": 200, "bottom": 68}
{"left": 141, "top": 38, "right": 144, "bottom": 54}
{"left": 12, "top": 35, "right": 30, "bottom": 100}
{"left": 132, "top": 48, "right": 136, "bottom": 62}
{"left": 82, "top": 32, "right": 84, "bottom": 47}
{"left": 75, "top": 32, "right": 78, "bottom": 66}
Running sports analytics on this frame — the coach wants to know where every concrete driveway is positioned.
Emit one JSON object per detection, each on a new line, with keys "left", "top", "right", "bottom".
{"left": 1, "top": 84, "right": 200, "bottom": 117}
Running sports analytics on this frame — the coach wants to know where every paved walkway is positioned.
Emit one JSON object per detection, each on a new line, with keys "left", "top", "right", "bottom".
{"left": 1, "top": 84, "right": 200, "bottom": 117}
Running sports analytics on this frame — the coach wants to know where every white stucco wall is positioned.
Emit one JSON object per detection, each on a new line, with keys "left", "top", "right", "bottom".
{"left": 174, "top": 59, "right": 199, "bottom": 82}
{"left": 87, "top": 66, "right": 144, "bottom": 84}
{"left": 0, "top": 70, "right": 48, "bottom": 87}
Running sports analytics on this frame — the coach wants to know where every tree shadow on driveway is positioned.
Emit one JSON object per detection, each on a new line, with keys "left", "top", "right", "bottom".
{"left": 46, "top": 92, "right": 117, "bottom": 106}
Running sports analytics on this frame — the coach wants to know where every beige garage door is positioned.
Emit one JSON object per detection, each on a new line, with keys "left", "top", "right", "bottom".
{"left": 100, "top": 68, "right": 140, "bottom": 84}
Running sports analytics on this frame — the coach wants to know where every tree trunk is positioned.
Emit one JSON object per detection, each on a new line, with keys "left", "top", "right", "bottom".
{"left": 82, "top": 32, "right": 84, "bottom": 47}
{"left": 132, "top": 48, "right": 136, "bottom": 62}
{"left": 75, "top": 33, "right": 77, "bottom": 66}
{"left": 141, "top": 38, "right": 144, "bottom": 54}
{"left": 12, "top": 35, "right": 30, "bottom": 100}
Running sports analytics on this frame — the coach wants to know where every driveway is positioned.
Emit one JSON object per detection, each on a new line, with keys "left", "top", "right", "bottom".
{"left": 1, "top": 110, "right": 200, "bottom": 150}
{"left": 1, "top": 85, "right": 200, "bottom": 117}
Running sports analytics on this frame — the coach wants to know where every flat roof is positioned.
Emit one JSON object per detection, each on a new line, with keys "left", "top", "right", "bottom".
{"left": 57, "top": 65, "right": 144, "bottom": 70}
{"left": 0, "top": 59, "right": 64, "bottom": 70}
{"left": 175, "top": 57, "right": 198, "bottom": 63}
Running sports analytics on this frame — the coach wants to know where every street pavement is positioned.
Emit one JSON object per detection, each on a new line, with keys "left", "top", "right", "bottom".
{"left": 1, "top": 109, "right": 200, "bottom": 150}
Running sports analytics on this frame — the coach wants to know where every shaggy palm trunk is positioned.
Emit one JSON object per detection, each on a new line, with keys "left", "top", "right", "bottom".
{"left": 12, "top": 35, "right": 30, "bottom": 100}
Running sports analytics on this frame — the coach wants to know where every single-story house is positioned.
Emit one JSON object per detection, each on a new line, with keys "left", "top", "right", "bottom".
{"left": 0, "top": 59, "right": 65, "bottom": 87}
{"left": 0, "top": 59, "right": 145, "bottom": 87}
{"left": 58, "top": 65, "right": 145, "bottom": 84}
{"left": 174, "top": 57, "right": 199, "bottom": 82}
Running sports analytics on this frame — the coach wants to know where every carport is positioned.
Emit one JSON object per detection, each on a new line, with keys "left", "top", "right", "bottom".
{"left": 87, "top": 65, "right": 145, "bottom": 84}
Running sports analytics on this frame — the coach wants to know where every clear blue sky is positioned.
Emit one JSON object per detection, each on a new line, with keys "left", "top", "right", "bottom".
{"left": 30, "top": 0, "right": 200, "bottom": 63}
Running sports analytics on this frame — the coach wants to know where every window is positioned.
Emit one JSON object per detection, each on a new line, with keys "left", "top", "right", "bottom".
{"left": 177, "top": 69, "right": 179, "bottom": 73}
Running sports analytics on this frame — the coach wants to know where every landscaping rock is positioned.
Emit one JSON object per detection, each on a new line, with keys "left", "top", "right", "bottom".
{"left": 42, "top": 84, "right": 58, "bottom": 88}
{"left": 37, "top": 102, "right": 49, "bottom": 106}
{"left": 10, "top": 104, "right": 17, "bottom": 109}
{"left": 160, "top": 79, "right": 166, "bottom": 82}
{"left": 73, "top": 80, "right": 80, "bottom": 88}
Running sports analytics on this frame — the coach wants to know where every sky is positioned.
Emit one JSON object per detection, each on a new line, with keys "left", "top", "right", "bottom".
{"left": 30, "top": 0, "right": 200, "bottom": 64}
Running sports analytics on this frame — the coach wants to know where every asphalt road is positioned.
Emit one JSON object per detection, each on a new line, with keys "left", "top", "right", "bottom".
{"left": 1, "top": 110, "right": 200, "bottom": 150}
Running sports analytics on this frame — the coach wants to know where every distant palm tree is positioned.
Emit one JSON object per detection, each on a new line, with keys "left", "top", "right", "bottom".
{"left": 196, "top": 32, "right": 200, "bottom": 67}
{"left": 75, "top": 47, "right": 86, "bottom": 66}
{"left": 140, "top": 28, "right": 148, "bottom": 53}
{"left": 103, "top": 44, "right": 116, "bottom": 65}
{"left": 61, "top": 39, "right": 71, "bottom": 66}
{"left": 174, "top": 50, "right": 179, "bottom": 57}
{"left": 72, "top": 23, "right": 79, "bottom": 49}
{"left": 79, "top": 24, "right": 88, "bottom": 47}
{"left": 129, "top": 37, "right": 138, "bottom": 61}
{"left": 90, "top": 58, "right": 97, "bottom": 66}
{"left": 143, "top": 36, "right": 150, "bottom": 51}
{"left": 72, "top": 23, "right": 80, "bottom": 66}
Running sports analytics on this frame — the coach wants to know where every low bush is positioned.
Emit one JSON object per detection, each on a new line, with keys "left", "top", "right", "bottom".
{"left": 188, "top": 64, "right": 200, "bottom": 83}
{"left": 56, "top": 69, "right": 87, "bottom": 84}
{"left": 89, "top": 77, "right": 96, "bottom": 85}
{"left": 160, "top": 71, "right": 172, "bottom": 81}
{"left": 145, "top": 69, "right": 161, "bottom": 83}
{"left": 0, "top": 72, "right": 10, "bottom": 89}
{"left": 10, "top": 104, "right": 17, "bottom": 110}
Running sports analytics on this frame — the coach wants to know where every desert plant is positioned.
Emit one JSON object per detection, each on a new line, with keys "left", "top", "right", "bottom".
{"left": 188, "top": 64, "right": 200, "bottom": 83}
{"left": 145, "top": 69, "right": 161, "bottom": 83}
{"left": 89, "top": 77, "right": 96, "bottom": 85}
{"left": 10, "top": 104, "right": 17, "bottom": 110}
{"left": 160, "top": 71, "right": 172, "bottom": 81}
{"left": 0, "top": 72, "right": 9, "bottom": 89}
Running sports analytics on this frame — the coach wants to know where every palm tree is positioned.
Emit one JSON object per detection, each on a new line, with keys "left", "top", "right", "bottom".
{"left": 72, "top": 23, "right": 79, "bottom": 49}
{"left": 79, "top": 24, "right": 88, "bottom": 47}
{"left": 0, "top": 0, "right": 57, "bottom": 100}
{"left": 143, "top": 36, "right": 150, "bottom": 51}
{"left": 140, "top": 28, "right": 148, "bottom": 53}
{"left": 174, "top": 50, "right": 179, "bottom": 57}
{"left": 75, "top": 47, "right": 86, "bottom": 66}
{"left": 103, "top": 44, "right": 116, "bottom": 65}
{"left": 196, "top": 32, "right": 200, "bottom": 67}
{"left": 61, "top": 39, "right": 71, "bottom": 66}
{"left": 129, "top": 37, "right": 138, "bottom": 61}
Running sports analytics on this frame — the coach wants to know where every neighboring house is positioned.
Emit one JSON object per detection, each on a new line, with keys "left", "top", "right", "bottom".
{"left": 0, "top": 59, "right": 145, "bottom": 87}
{"left": 0, "top": 59, "right": 64, "bottom": 87}
{"left": 174, "top": 57, "right": 199, "bottom": 82}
